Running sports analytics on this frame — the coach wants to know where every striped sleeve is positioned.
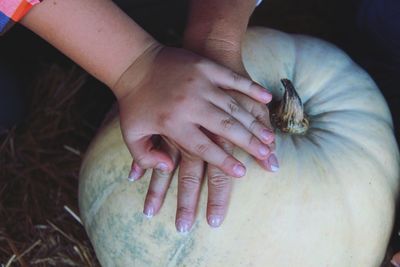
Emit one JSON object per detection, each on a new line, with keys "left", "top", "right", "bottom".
{"left": 0, "top": 0, "right": 42, "bottom": 35}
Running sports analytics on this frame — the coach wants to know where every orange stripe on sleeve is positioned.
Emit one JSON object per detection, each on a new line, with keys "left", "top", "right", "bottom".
{"left": 11, "top": 1, "right": 33, "bottom": 22}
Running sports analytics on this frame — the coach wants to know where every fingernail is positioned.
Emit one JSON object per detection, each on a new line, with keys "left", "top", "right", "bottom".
{"left": 261, "top": 129, "right": 273, "bottom": 143}
{"left": 391, "top": 259, "right": 400, "bottom": 267}
{"left": 259, "top": 145, "right": 269, "bottom": 157}
{"left": 176, "top": 219, "right": 191, "bottom": 233}
{"left": 233, "top": 164, "right": 246, "bottom": 177}
{"left": 268, "top": 154, "right": 279, "bottom": 172}
{"left": 208, "top": 215, "right": 223, "bottom": 228}
{"left": 156, "top": 162, "right": 169, "bottom": 172}
{"left": 260, "top": 90, "right": 272, "bottom": 102}
{"left": 143, "top": 205, "right": 154, "bottom": 218}
{"left": 128, "top": 163, "right": 141, "bottom": 181}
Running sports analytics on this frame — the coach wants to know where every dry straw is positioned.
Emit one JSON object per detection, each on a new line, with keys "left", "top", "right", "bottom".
{"left": 0, "top": 64, "right": 104, "bottom": 267}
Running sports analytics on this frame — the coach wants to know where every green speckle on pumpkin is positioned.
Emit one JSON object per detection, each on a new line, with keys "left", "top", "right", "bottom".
{"left": 151, "top": 222, "right": 170, "bottom": 242}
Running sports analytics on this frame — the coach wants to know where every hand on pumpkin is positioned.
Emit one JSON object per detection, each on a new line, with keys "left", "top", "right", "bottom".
{"left": 115, "top": 42, "right": 273, "bottom": 183}
{"left": 136, "top": 39, "right": 278, "bottom": 233}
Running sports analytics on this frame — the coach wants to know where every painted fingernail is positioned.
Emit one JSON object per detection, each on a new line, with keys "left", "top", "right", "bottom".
{"left": 261, "top": 129, "right": 273, "bottom": 143}
{"left": 176, "top": 219, "right": 191, "bottom": 233}
{"left": 260, "top": 90, "right": 272, "bottom": 102}
{"left": 268, "top": 154, "right": 279, "bottom": 172}
{"left": 128, "top": 163, "right": 141, "bottom": 181}
{"left": 259, "top": 145, "right": 269, "bottom": 157}
{"left": 156, "top": 162, "right": 169, "bottom": 172}
{"left": 208, "top": 215, "right": 223, "bottom": 228}
{"left": 143, "top": 204, "right": 154, "bottom": 218}
{"left": 233, "top": 164, "right": 246, "bottom": 177}
{"left": 391, "top": 259, "right": 400, "bottom": 267}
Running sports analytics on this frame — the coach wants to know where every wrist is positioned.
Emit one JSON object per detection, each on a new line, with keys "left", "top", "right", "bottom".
{"left": 183, "top": 17, "right": 243, "bottom": 53}
{"left": 112, "top": 41, "right": 163, "bottom": 100}
{"left": 183, "top": 28, "right": 246, "bottom": 75}
{"left": 183, "top": 0, "right": 254, "bottom": 75}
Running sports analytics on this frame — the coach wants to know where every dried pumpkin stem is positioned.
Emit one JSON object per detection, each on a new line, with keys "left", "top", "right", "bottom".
{"left": 271, "top": 79, "right": 309, "bottom": 135}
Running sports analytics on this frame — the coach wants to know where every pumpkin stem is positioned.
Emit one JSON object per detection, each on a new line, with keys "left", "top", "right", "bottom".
{"left": 271, "top": 79, "right": 309, "bottom": 135}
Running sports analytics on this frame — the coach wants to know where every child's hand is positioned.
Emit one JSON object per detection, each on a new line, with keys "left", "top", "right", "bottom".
{"left": 113, "top": 43, "right": 273, "bottom": 179}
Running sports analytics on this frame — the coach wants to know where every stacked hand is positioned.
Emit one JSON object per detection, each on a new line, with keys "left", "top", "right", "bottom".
{"left": 116, "top": 41, "right": 277, "bottom": 232}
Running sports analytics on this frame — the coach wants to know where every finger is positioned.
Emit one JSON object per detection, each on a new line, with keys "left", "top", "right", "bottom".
{"left": 256, "top": 152, "right": 279, "bottom": 172}
{"left": 206, "top": 136, "right": 234, "bottom": 228}
{"left": 128, "top": 161, "right": 146, "bottom": 181}
{"left": 174, "top": 126, "right": 246, "bottom": 178}
{"left": 203, "top": 62, "right": 272, "bottom": 104}
{"left": 143, "top": 139, "right": 181, "bottom": 217}
{"left": 143, "top": 169, "right": 173, "bottom": 218}
{"left": 175, "top": 156, "right": 205, "bottom": 233}
{"left": 211, "top": 93, "right": 275, "bottom": 145}
{"left": 126, "top": 135, "right": 175, "bottom": 174}
{"left": 198, "top": 105, "right": 271, "bottom": 160}
{"left": 248, "top": 100, "right": 274, "bottom": 130}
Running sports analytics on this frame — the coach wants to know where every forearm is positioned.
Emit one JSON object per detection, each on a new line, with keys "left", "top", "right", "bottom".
{"left": 184, "top": 0, "right": 257, "bottom": 71}
{"left": 21, "top": 0, "right": 156, "bottom": 93}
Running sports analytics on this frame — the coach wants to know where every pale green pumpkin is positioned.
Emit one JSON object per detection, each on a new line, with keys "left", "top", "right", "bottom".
{"left": 79, "top": 28, "right": 400, "bottom": 267}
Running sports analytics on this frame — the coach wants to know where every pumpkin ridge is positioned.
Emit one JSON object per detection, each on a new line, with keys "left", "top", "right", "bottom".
{"left": 84, "top": 180, "right": 120, "bottom": 227}
{"left": 309, "top": 109, "right": 391, "bottom": 126}
{"left": 308, "top": 126, "right": 393, "bottom": 182}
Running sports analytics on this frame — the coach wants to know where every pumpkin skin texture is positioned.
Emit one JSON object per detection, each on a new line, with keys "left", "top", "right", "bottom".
{"left": 79, "top": 28, "right": 400, "bottom": 267}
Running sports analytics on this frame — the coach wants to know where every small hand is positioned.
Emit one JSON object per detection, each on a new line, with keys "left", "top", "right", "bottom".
{"left": 116, "top": 44, "right": 273, "bottom": 179}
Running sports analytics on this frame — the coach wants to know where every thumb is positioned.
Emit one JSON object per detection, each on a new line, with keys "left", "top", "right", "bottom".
{"left": 126, "top": 135, "right": 174, "bottom": 181}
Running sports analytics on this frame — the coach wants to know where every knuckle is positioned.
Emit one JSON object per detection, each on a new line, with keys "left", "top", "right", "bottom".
{"left": 254, "top": 106, "right": 270, "bottom": 122}
{"left": 220, "top": 116, "right": 236, "bottom": 130}
{"left": 180, "top": 174, "right": 201, "bottom": 191}
{"left": 253, "top": 103, "right": 269, "bottom": 117}
{"left": 208, "top": 174, "right": 230, "bottom": 189}
{"left": 213, "top": 136, "right": 233, "bottom": 153}
{"left": 177, "top": 206, "right": 194, "bottom": 217}
{"left": 248, "top": 118, "right": 260, "bottom": 132}
{"left": 230, "top": 71, "right": 243, "bottom": 84}
{"left": 134, "top": 155, "right": 148, "bottom": 168}
{"left": 194, "top": 143, "right": 210, "bottom": 156}
{"left": 255, "top": 114, "right": 264, "bottom": 122}
{"left": 153, "top": 169, "right": 171, "bottom": 179}
{"left": 227, "top": 98, "right": 240, "bottom": 115}
{"left": 157, "top": 111, "right": 174, "bottom": 129}
{"left": 248, "top": 134, "right": 259, "bottom": 147}
{"left": 249, "top": 80, "right": 258, "bottom": 90}
{"left": 208, "top": 200, "right": 227, "bottom": 213}
{"left": 123, "top": 130, "right": 142, "bottom": 146}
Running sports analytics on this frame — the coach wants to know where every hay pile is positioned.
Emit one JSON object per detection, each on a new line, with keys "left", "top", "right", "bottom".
{"left": 0, "top": 65, "right": 107, "bottom": 267}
